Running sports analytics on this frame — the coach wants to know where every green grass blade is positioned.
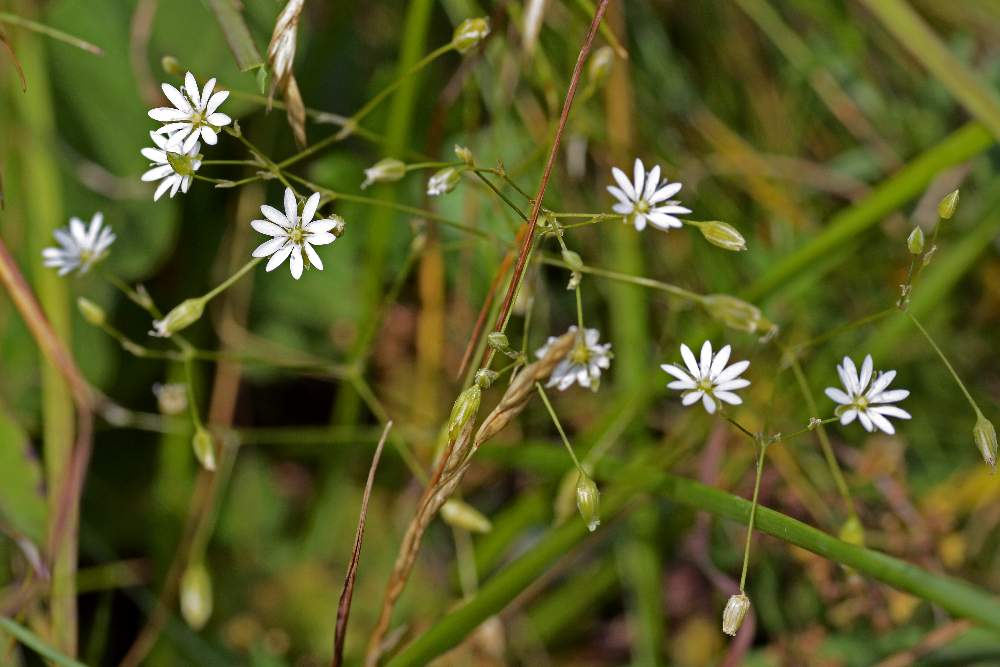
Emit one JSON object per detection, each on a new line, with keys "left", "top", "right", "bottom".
{"left": 0, "top": 617, "right": 88, "bottom": 667}
{"left": 204, "top": 0, "right": 263, "bottom": 72}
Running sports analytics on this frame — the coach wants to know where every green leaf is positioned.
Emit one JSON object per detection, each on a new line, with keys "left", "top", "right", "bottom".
{"left": 0, "top": 404, "right": 47, "bottom": 545}
{"left": 205, "top": 0, "right": 264, "bottom": 72}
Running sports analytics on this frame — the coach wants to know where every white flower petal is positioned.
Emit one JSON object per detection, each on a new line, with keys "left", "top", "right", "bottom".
{"left": 283, "top": 187, "right": 298, "bottom": 224}
{"left": 681, "top": 390, "right": 703, "bottom": 406}
{"left": 149, "top": 107, "right": 189, "bottom": 122}
{"left": 265, "top": 244, "right": 293, "bottom": 271}
{"left": 825, "top": 387, "right": 852, "bottom": 404}
{"left": 648, "top": 181, "right": 682, "bottom": 204}
{"left": 715, "top": 378, "right": 750, "bottom": 392}
{"left": 207, "top": 112, "right": 231, "bottom": 127}
{"left": 859, "top": 355, "right": 873, "bottom": 393}
{"left": 260, "top": 205, "right": 291, "bottom": 227}
{"left": 184, "top": 72, "right": 200, "bottom": 107}
{"left": 646, "top": 213, "right": 683, "bottom": 230}
{"left": 289, "top": 245, "right": 304, "bottom": 279}
{"left": 858, "top": 411, "right": 874, "bottom": 432}
{"left": 715, "top": 391, "right": 742, "bottom": 405}
{"left": 306, "top": 231, "right": 336, "bottom": 246}
{"left": 161, "top": 83, "right": 191, "bottom": 113}
{"left": 871, "top": 389, "right": 909, "bottom": 404}
{"left": 840, "top": 409, "right": 857, "bottom": 426}
{"left": 871, "top": 405, "right": 911, "bottom": 420}
{"left": 643, "top": 164, "right": 660, "bottom": 200}
{"left": 304, "top": 242, "right": 323, "bottom": 271}
{"left": 710, "top": 345, "right": 731, "bottom": 379}
{"left": 868, "top": 411, "right": 895, "bottom": 434}
{"left": 632, "top": 158, "right": 645, "bottom": 198}
{"left": 301, "top": 192, "right": 321, "bottom": 225}
{"left": 251, "top": 220, "right": 287, "bottom": 237}
{"left": 702, "top": 393, "right": 717, "bottom": 414}
{"left": 254, "top": 236, "right": 288, "bottom": 258}
{"left": 200, "top": 126, "right": 218, "bottom": 145}
{"left": 667, "top": 379, "right": 696, "bottom": 390}
{"left": 661, "top": 364, "right": 693, "bottom": 383}
{"left": 612, "top": 166, "right": 635, "bottom": 201}
{"left": 680, "top": 344, "right": 700, "bottom": 377}
{"left": 715, "top": 360, "right": 749, "bottom": 384}
{"left": 206, "top": 90, "right": 230, "bottom": 116}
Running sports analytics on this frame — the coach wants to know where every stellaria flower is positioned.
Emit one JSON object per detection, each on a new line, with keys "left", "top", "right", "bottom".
{"left": 536, "top": 326, "right": 612, "bottom": 391}
{"left": 607, "top": 158, "right": 691, "bottom": 232}
{"left": 825, "top": 355, "right": 910, "bottom": 434}
{"left": 149, "top": 72, "right": 231, "bottom": 153}
{"left": 141, "top": 131, "right": 202, "bottom": 201}
{"left": 42, "top": 213, "right": 115, "bottom": 276}
{"left": 662, "top": 341, "right": 750, "bottom": 414}
{"left": 251, "top": 187, "right": 340, "bottom": 280}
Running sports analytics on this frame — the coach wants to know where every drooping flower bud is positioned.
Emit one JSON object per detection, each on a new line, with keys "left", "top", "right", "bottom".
{"left": 161, "top": 55, "right": 183, "bottom": 76}
{"left": 153, "top": 383, "right": 188, "bottom": 416}
{"left": 575, "top": 472, "right": 600, "bottom": 532}
{"left": 361, "top": 157, "right": 406, "bottom": 189}
{"left": 77, "top": 297, "right": 106, "bottom": 327}
{"left": 722, "top": 593, "right": 750, "bottom": 636}
{"left": 447, "top": 385, "right": 481, "bottom": 442}
{"left": 191, "top": 426, "right": 216, "bottom": 471}
{"left": 907, "top": 226, "right": 925, "bottom": 255}
{"left": 427, "top": 167, "right": 461, "bottom": 197}
{"left": 561, "top": 248, "right": 584, "bottom": 272}
{"left": 838, "top": 515, "right": 865, "bottom": 547}
{"left": 453, "top": 17, "right": 490, "bottom": 54}
{"left": 702, "top": 294, "right": 775, "bottom": 336}
{"left": 938, "top": 189, "right": 959, "bottom": 220}
{"left": 487, "top": 332, "right": 510, "bottom": 353}
{"left": 150, "top": 298, "right": 205, "bottom": 338}
{"left": 587, "top": 46, "right": 614, "bottom": 88}
{"left": 974, "top": 413, "right": 997, "bottom": 472}
{"left": 697, "top": 221, "right": 747, "bottom": 252}
{"left": 454, "top": 144, "right": 474, "bottom": 165}
{"left": 180, "top": 561, "right": 213, "bottom": 630}
{"left": 440, "top": 499, "right": 492, "bottom": 533}
{"left": 475, "top": 368, "right": 498, "bottom": 389}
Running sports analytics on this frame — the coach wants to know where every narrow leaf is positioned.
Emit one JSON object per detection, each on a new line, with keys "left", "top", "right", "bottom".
{"left": 0, "top": 404, "right": 47, "bottom": 546}
{"left": 332, "top": 421, "right": 391, "bottom": 667}
{"left": 204, "top": 0, "right": 264, "bottom": 72}
{"left": 0, "top": 617, "right": 88, "bottom": 667}
{"left": 0, "top": 26, "right": 26, "bottom": 91}
{"left": 0, "top": 11, "right": 102, "bottom": 55}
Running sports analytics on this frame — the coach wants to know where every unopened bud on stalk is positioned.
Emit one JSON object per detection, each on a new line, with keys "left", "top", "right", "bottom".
{"left": 722, "top": 593, "right": 750, "bottom": 636}
{"left": 153, "top": 383, "right": 188, "bottom": 416}
{"left": 447, "top": 385, "right": 481, "bottom": 441}
{"left": 453, "top": 17, "right": 490, "bottom": 54}
{"left": 475, "top": 368, "right": 498, "bottom": 389}
{"left": 77, "top": 297, "right": 106, "bottom": 327}
{"left": 362, "top": 158, "right": 406, "bottom": 189}
{"left": 327, "top": 214, "right": 347, "bottom": 238}
{"left": 454, "top": 144, "right": 474, "bottom": 165}
{"left": 427, "top": 167, "right": 461, "bottom": 197}
{"left": 838, "top": 515, "right": 865, "bottom": 547}
{"left": 703, "top": 294, "right": 774, "bottom": 336}
{"left": 907, "top": 226, "right": 925, "bottom": 255}
{"left": 587, "top": 46, "right": 614, "bottom": 87}
{"left": 192, "top": 427, "right": 217, "bottom": 471}
{"left": 575, "top": 472, "right": 600, "bottom": 532}
{"left": 697, "top": 221, "right": 747, "bottom": 252}
{"left": 441, "top": 499, "right": 492, "bottom": 533}
{"left": 561, "top": 248, "right": 584, "bottom": 272}
{"left": 180, "top": 561, "right": 213, "bottom": 630}
{"left": 150, "top": 298, "right": 205, "bottom": 338}
{"left": 938, "top": 189, "right": 960, "bottom": 220}
{"left": 974, "top": 413, "right": 997, "bottom": 472}
{"left": 161, "top": 55, "right": 183, "bottom": 76}
{"left": 487, "top": 332, "right": 510, "bottom": 353}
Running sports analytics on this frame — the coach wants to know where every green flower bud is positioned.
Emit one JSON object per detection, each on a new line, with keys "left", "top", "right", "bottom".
{"left": 561, "top": 248, "right": 584, "bottom": 272}
{"left": 362, "top": 157, "right": 406, "bottom": 189}
{"left": 575, "top": 472, "right": 600, "bottom": 532}
{"left": 150, "top": 298, "right": 205, "bottom": 338}
{"left": 453, "top": 17, "right": 490, "bottom": 54}
{"left": 587, "top": 46, "right": 614, "bottom": 87}
{"left": 77, "top": 297, "right": 106, "bottom": 327}
{"left": 426, "top": 167, "right": 461, "bottom": 197}
{"left": 161, "top": 55, "right": 183, "bottom": 76}
{"left": 180, "top": 561, "right": 213, "bottom": 630}
{"left": 440, "top": 499, "right": 492, "bottom": 533}
{"left": 487, "top": 331, "right": 510, "bottom": 353}
{"left": 938, "top": 189, "right": 959, "bottom": 220}
{"left": 447, "top": 385, "right": 481, "bottom": 442}
{"left": 907, "top": 226, "right": 925, "bottom": 255}
{"left": 475, "top": 368, "right": 498, "bottom": 389}
{"left": 454, "top": 144, "right": 474, "bottom": 165}
{"left": 974, "top": 413, "right": 997, "bottom": 472}
{"left": 191, "top": 427, "right": 216, "bottom": 471}
{"left": 838, "top": 515, "right": 865, "bottom": 547}
{"left": 697, "top": 221, "right": 747, "bottom": 252}
{"left": 722, "top": 593, "right": 750, "bottom": 636}
{"left": 702, "top": 294, "right": 775, "bottom": 335}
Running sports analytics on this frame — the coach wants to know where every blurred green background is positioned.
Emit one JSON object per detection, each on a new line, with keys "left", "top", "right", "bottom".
{"left": 2, "top": 0, "right": 1000, "bottom": 665}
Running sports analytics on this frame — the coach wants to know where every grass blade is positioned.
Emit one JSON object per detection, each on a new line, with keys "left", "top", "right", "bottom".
{"left": 204, "top": 0, "right": 263, "bottom": 72}
{"left": 0, "top": 617, "right": 88, "bottom": 667}
{"left": 0, "top": 11, "right": 102, "bottom": 55}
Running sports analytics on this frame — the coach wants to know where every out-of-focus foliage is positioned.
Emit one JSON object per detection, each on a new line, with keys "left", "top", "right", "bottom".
{"left": 1, "top": 0, "right": 1000, "bottom": 666}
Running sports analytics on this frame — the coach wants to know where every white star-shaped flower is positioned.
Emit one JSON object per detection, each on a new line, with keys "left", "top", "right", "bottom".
{"left": 42, "top": 213, "right": 115, "bottom": 277}
{"left": 825, "top": 355, "right": 911, "bottom": 434}
{"left": 607, "top": 158, "right": 691, "bottom": 232}
{"left": 140, "top": 131, "right": 202, "bottom": 201}
{"left": 148, "top": 72, "right": 231, "bottom": 153}
{"left": 662, "top": 341, "right": 750, "bottom": 414}
{"left": 251, "top": 187, "right": 340, "bottom": 280}
{"left": 536, "top": 326, "right": 612, "bottom": 392}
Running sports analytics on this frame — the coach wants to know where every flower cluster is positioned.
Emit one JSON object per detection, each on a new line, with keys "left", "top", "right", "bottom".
{"left": 142, "top": 72, "right": 231, "bottom": 201}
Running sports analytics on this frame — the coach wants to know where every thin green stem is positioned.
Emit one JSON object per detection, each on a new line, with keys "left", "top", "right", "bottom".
{"left": 473, "top": 170, "right": 528, "bottom": 221}
{"left": 0, "top": 11, "right": 102, "bottom": 54}
{"left": 201, "top": 258, "right": 261, "bottom": 304}
{"left": 535, "top": 383, "right": 583, "bottom": 472}
{"left": 0, "top": 617, "right": 88, "bottom": 667}
{"left": 540, "top": 255, "right": 705, "bottom": 303}
{"left": 739, "top": 438, "right": 768, "bottom": 591}
{"left": 905, "top": 310, "right": 980, "bottom": 414}
{"left": 575, "top": 285, "right": 585, "bottom": 331}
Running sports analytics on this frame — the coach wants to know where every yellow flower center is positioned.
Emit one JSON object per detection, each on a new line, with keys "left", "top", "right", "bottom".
{"left": 570, "top": 341, "right": 591, "bottom": 365}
